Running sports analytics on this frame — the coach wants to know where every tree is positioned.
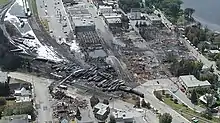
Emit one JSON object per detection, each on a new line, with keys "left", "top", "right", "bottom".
{"left": 155, "top": 91, "right": 162, "bottom": 101}
{"left": 146, "top": 102, "right": 151, "bottom": 109}
{"left": 174, "top": 99, "right": 178, "bottom": 104}
{"left": 191, "top": 89, "right": 198, "bottom": 104}
{"left": 141, "top": 99, "right": 147, "bottom": 107}
{"left": 76, "top": 107, "right": 82, "bottom": 120}
{"left": 76, "top": 107, "right": 81, "bottom": 116}
{"left": 103, "top": 99, "right": 109, "bottom": 105}
{"left": 109, "top": 114, "right": 116, "bottom": 123}
{"left": 0, "top": 97, "right": 6, "bottom": 106}
{"left": 135, "top": 21, "right": 139, "bottom": 27}
{"left": 90, "top": 95, "right": 100, "bottom": 108}
{"left": 184, "top": 8, "right": 195, "bottom": 19}
{"left": 159, "top": 113, "right": 172, "bottom": 123}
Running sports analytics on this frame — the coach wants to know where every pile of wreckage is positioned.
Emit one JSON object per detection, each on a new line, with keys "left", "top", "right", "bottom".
{"left": 52, "top": 90, "right": 88, "bottom": 120}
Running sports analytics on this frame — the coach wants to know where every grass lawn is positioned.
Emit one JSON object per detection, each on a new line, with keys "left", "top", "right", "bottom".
{"left": 0, "top": 0, "right": 8, "bottom": 5}
{"left": 163, "top": 97, "right": 220, "bottom": 123}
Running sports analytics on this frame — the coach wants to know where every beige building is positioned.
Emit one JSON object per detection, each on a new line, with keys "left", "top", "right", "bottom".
{"left": 179, "top": 75, "right": 211, "bottom": 92}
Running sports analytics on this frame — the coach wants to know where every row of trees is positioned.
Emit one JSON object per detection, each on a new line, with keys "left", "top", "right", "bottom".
{"left": 145, "top": 0, "right": 183, "bottom": 23}
{"left": 170, "top": 59, "right": 203, "bottom": 77}
{"left": 118, "top": 0, "right": 142, "bottom": 13}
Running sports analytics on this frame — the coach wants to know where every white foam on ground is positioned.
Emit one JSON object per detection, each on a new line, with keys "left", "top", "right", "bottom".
{"left": 4, "top": 2, "right": 64, "bottom": 62}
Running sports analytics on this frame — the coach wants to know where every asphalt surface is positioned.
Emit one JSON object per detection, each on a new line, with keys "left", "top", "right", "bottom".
{"left": 36, "top": 0, "right": 71, "bottom": 44}
{"left": 8, "top": 72, "right": 54, "bottom": 123}
{"left": 135, "top": 78, "right": 191, "bottom": 123}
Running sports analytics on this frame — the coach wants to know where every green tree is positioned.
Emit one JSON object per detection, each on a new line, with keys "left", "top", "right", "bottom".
{"left": 103, "top": 99, "right": 109, "bottom": 105}
{"left": 90, "top": 95, "right": 100, "bottom": 108}
{"left": 141, "top": 99, "right": 147, "bottom": 107}
{"left": 155, "top": 91, "right": 162, "bottom": 101}
{"left": 184, "top": 8, "right": 195, "bottom": 19}
{"left": 159, "top": 113, "right": 172, "bottom": 123}
{"left": 0, "top": 97, "right": 6, "bottom": 106}
{"left": 191, "top": 89, "right": 198, "bottom": 104}
{"left": 109, "top": 114, "right": 116, "bottom": 123}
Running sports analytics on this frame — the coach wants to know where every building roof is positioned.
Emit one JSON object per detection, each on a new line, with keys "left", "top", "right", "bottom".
{"left": 14, "top": 87, "right": 31, "bottom": 96}
{"left": 180, "top": 75, "right": 211, "bottom": 88}
{"left": 147, "top": 15, "right": 161, "bottom": 21}
{"left": 72, "top": 17, "right": 95, "bottom": 27}
{"left": 0, "top": 71, "right": 7, "bottom": 83}
{"left": 99, "top": 5, "right": 112, "bottom": 9}
{"left": 94, "top": 103, "right": 109, "bottom": 115}
{"left": 209, "top": 50, "right": 220, "bottom": 54}
{"left": 103, "top": 13, "right": 121, "bottom": 19}
{"left": 106, "top": 18, "right": 121, "bottom": 24}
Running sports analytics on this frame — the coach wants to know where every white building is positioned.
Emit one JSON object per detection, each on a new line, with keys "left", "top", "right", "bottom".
{"left": 199, "top": 94, "right": 217, "bottom": 106}
{"left": 113, "top": 111, "right": 134, "bottom": 123}
{"left": 94, "top": 103, "right": 110, "bottom": 120}
{"left": 179, "top": 75, "right": 211, "bottom": 92}
{"left": 147, "top": 14, "right": 162, "bottom": 25}
{"left": 98, "top": 5, "right": 113, "bottom": 15}
{"left": 130, "top": 8, "right": 141, "bottom": 20}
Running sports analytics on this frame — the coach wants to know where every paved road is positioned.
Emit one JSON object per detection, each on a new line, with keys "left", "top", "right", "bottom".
{"left": 8, "top": 72, "right": 54, "bottom": 123}
{"left": 135, "top": 79, "right": 191, "bottom": 123}
{"left": 36, "top": 0, "right": 72, "bottom": 44}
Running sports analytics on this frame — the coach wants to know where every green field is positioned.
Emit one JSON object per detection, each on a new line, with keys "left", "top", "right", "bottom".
{"left": 163, "top": 97, "right": 220, "bottom": 123}
{"left": 0, "top": 0, "right": 8, "bottom": 5}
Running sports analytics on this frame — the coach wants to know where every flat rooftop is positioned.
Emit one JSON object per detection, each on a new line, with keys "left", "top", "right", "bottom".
{"left": 147, "top": 14, "right": 161, "bottom": 21}
{"left": 106, "top": 18, "right": 121, "bottom": 24}
{"left": 180, "top": 75, "right": 211, "bottom": 88}
{"left": 72, "top": 17, "right": 95, "bottom": 27}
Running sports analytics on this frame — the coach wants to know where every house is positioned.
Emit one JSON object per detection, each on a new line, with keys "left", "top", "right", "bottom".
{"left": 93, "top": 103, "right": 110, "bottom": 120}
{"left": 179, "top": 75, "right": 211, "bottom": 92}
{"left": 130, "top": 8, "right": 141, "bottom": 20}
{"left": 14, "top": 87, "right": 32, "bottom": 103}
{"left": 112, "top": 111, "right": 134, "bottom": 123}
{"left": 98, "top": 5, "right": 113, "bottom": 15}
{"left": 199, "top": 94, "right": 217, "bottom": 106}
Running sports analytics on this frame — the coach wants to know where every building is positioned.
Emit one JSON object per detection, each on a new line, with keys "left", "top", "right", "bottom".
{"left": 14, "top": 87, "right": 32, "bottom": 103}
{"left": 93, "top": 103, "right": 110, "bottom": 120}
{"left": 105, "top": 18, "right": 122, "bottom": 28}
{"left": 98, "top": 5, "right": 113, "bottom": 15}
{"left": 112, "top": 111, "right": 134, "bottom": 123}
{"left": 147, "top": 14, "right": 162, "bottom": 26}
{"left": 179, "top": 75, "right": 211, "bottom": 92}
{"left": 209, "top": 50, "right": 220, "bottom": 54}
{"left": 130, "top": 8, "right": 141, "bottom": 20}
{"left": 0, "top": 114, "right": 30, "bottom": 123}
{"left": 67, "top": 4, "right": 96, "bottom": 32}
{"left": 103, "top": 13, "right": 122, "bottom": 28}
{"left": 0, "top": 71, "right": 8, "bottom": 83}
{"left": 199, "top": 94, "right": 217, "bottom": 106}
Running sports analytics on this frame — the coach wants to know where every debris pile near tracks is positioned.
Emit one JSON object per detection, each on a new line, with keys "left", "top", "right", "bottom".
{"left": 52, "top": 90, "right": 88, "bottom": 120}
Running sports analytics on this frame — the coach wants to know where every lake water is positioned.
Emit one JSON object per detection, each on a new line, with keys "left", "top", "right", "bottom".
{"left": 181, "top": 0, "right": 220, "bottom": 31}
